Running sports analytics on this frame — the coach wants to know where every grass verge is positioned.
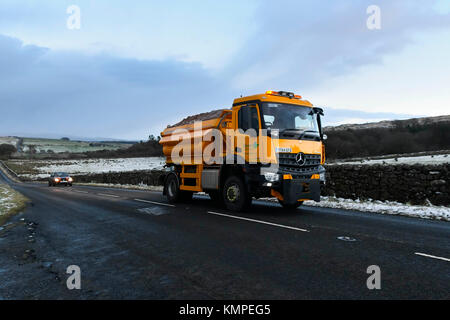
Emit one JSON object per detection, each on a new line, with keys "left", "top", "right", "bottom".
{"left": 0, "top": 184, "right": 29, "bottom": 225}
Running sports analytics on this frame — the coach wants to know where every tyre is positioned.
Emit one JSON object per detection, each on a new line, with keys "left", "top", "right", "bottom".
{"left": 278, "top": 199, "right": 303, "bottom": 210}
{"left": 48, "top": 182, "right": 52, "bottom": 187}
{"left": 165, "top": 174, "right": 181, "bottom": 203}
{"left": 222, "top": 176, "right": 252, "bottom": 212}
{"left": 165, "top": 174, "right": 192, "bottom": 203}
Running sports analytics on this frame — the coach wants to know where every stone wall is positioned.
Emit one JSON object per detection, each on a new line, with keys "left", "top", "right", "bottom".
{"left": 53, "top": 164, "right": 449, "bottom": 206}
{"left": 0, "top": 160, "right": 22, "bottom": 183}
{"left": 322, "top": 164, "right": 449, "bottom": 205}
{"left": 71, "top": 170, "right": 166, "bottom": 187}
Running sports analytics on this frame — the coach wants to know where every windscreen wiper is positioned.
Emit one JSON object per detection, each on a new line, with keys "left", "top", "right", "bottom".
{"left": 279, "top": 129, "right": 319, "bottom": 140}
{"left": 298, "top": 130, "right": 320, "bottom": 140}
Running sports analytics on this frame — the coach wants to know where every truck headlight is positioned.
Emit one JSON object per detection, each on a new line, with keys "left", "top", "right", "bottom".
{"left": 263, "top": 172, "right": 279, "bottom": 182}
{"left": 319, "top": 173, "right": 326, "bottom": 182}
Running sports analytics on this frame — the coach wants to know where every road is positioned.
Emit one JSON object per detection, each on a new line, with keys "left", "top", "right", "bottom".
{"left": 0, "top": 170, "right": 449, "bottom": 299}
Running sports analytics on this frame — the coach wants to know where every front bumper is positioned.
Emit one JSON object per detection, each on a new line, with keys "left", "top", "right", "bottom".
{"left": 52, "top": 180, "right": 72, "bottom": 185}
{"left": 280, "top": 178, "right": 321, "bottom": 204}
{"left": 243, "top": 164, "right": 324, "bottom": 203}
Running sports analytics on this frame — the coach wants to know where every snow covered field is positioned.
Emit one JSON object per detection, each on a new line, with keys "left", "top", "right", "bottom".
{"left": 0, "top": 136, "right": 19, "bottom": 147}
{"left": 6, "top": 157, "right": 165, "bottom": 180}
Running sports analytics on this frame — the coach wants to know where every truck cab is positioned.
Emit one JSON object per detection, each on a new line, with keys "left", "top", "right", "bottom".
{"left": 160, "top": 90, "right": 326, "bottom": 211}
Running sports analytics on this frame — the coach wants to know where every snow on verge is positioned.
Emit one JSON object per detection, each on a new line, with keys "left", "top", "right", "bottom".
{"left": 302, "top": 196, "right": 450, "bottom": 221}
{"left": 75, "top": 182, "right": 163, "bottom": 192}
{"left": 330, "top": 154, "right": 450, "bottom": 166}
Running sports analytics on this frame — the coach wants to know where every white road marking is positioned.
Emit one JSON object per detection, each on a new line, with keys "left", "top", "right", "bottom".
{"left": 414, "top": 252, "right": 450, "bottom": 262}
{"left": 97, "top": 193, "right": 120, "bottom": 198}
{"left": 74, "top": 190, "right": 89, "bottom": 194}
{"left": 134, "top": 199, "right": 175, "bottom": 207}
{"left": 207, "top": 211, "right": 309, "bottom": 233}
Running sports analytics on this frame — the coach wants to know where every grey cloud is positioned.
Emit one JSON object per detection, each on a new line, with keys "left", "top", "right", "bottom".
{"left": 0, "top": 34, "right": 233, "bottom": 139}
{"left": 227, "top": 0, "right": 450, "bottom": 90}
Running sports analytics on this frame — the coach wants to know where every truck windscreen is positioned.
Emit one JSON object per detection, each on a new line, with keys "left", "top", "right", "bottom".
{"left": 260, "top": 102, "right": 319, "bottom": 132}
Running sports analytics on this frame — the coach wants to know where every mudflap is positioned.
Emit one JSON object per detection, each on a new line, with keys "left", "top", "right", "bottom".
{"left": 282, "top": 179, "right": 321, "bottom": 205}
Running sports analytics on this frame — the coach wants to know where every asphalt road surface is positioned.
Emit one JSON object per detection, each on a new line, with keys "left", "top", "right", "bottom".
{"left": 0, "top": 170, "right": 449, "bottom": 299}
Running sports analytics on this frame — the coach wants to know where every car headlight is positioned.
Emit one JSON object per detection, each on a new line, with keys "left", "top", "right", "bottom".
{"left": 263, "top": 172, "right": 279, "bottom": 182}
{"left": 68, "top": 177, "right": 73, "bottom": 182}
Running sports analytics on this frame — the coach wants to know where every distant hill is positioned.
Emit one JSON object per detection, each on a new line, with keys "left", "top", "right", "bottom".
{"left": 324, "top": 115, "right": 450, "bottom": 159}
{"left": 0, "top": 133, "right": 136, "bottom": 142}
{"left": 0, "top": 136, "right": 135, "bottom": 157}
{"left": 324, "top": 115, "right": 450, "bottom": 132}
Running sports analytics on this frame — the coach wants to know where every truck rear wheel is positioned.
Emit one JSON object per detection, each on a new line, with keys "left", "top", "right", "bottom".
{"left": 165, "top": 174, "right": 181, "bottom": 203}
{"left": 223, "top": 176, "right": 252, "bottom": 212}
{"left": 278, "top": 199, "right": 303, "bottom": 210}
{"left": 165, "top": 174, "right": 193, "bottom": 203}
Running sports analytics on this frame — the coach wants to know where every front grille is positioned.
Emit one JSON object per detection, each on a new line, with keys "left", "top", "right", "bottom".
{"left": 278, "top": 153, "right": 321, "bottom": 167}
{"left": 277, "top": 153, "right": 322, "bottom": 178}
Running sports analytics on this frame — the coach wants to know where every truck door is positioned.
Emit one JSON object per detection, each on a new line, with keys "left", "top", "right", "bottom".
{"left": 235, "top": 104, "right": 261, "bottom": 163}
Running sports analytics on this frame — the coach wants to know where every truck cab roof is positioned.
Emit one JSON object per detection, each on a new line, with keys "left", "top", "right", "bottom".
{"left": 233, "top": 92, "right": 313, "bottom": 108}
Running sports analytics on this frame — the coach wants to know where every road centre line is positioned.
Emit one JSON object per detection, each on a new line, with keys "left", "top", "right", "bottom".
{"left": 207, "top": 211, "right": 309, "bottom": 233}
{"left": 134, "top": 199, "right": 176, "bottom": 207}
{"left": 97, "top": 193, "right": 120, "bottom": 198}
{"left": 414, "top": 252, "right": 450, "bottom": 262}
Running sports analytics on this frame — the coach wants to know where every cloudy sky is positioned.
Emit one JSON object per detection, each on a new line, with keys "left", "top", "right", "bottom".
{"left": 1, "top": 0, "right": 449, "bottom": 140}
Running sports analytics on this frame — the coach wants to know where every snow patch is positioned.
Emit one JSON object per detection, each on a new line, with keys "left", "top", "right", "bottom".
{"left": 303, "top": 196, "right": 450, "bottom": 221}
{"left": 331, "top": 154, "right": 450, "bottom": 166}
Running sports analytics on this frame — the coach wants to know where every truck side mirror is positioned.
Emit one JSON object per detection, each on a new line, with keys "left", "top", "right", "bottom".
{"left": 313, "top": 107, "right": 324, "bottom": 115}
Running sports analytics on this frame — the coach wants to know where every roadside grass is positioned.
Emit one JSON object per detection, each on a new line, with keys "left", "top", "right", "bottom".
{"left": 0, "top": 184, "right": 29, "bottom": 225}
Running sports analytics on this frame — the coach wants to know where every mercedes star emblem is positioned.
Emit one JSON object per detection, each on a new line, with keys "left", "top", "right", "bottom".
{"left": 295, "top": 152, "right": 306, "bottom": 166}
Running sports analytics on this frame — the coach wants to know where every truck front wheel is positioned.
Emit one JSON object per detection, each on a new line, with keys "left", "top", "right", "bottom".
{"left": 223, "top": 176, "right": 252, "bottom": 212}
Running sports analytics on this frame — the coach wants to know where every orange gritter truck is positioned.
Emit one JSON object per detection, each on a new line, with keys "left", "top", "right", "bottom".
{"left": 159, "top": 90, "right": 326, "bottom": 211}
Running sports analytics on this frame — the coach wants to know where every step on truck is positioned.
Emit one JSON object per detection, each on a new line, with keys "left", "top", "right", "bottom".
{"left": 159, "top": 90, "right": 326, "bottom": 212}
